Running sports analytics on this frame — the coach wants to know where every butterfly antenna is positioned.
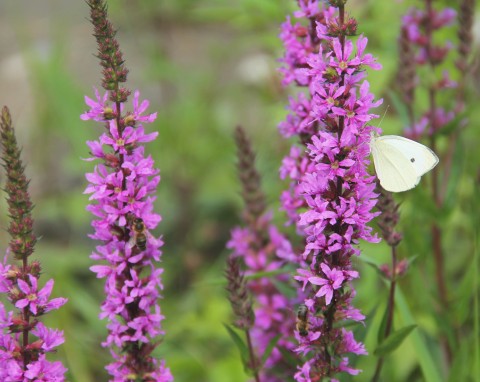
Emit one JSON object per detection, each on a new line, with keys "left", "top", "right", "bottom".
{"left": 377, "top": 105, "right": 390, "bottom": 129}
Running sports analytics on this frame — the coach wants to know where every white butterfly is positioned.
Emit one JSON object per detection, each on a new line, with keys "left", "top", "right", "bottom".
{"left": 370, "top": 134, "right": 439, "bottom": 193}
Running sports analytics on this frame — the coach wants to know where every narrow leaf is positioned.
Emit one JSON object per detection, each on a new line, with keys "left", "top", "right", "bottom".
{"left": 261, "top": 334, "right": 281, "bottom": 366}
{"left": 396, "top": 287, "right": 443, "bottom": 382}
{"left": 374, "top": 324, "right": 417, "bottom": 356}
{"left": 224, "top": 324, "right": 249, "bottom": 367}
{"left": 377, "top": 305, "right": 390, "bottom": 344}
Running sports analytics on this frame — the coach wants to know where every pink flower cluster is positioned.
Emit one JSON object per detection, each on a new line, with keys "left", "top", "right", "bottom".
{"left": 227, "top": 212, "right": 297, "bottom": 381}
{"left": 0, "top": 258, "right": 67, "bottom": 381}
{"left": 278, "top": 3, "right": 335, "bottom": 228}
{"left": 279, "top": 1, "right": 382, "bottom": 380}
{"left": 82, "top": 89, "right": 173, "bottom": 381}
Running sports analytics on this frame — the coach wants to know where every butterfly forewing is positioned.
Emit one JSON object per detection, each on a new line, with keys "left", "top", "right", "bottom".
{"left": 376, "top": 136, "right": 439, "bottom": 177}
{"left": 371, "top": 137, "right": 421, "bottom": 192}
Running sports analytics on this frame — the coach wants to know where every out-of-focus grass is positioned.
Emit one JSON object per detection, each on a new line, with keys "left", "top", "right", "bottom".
{"left": 0, "top": 0, "right": 478, "bottom": 381}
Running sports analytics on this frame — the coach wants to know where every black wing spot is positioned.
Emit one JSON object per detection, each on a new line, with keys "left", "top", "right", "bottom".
{"left": 410, "top": 158, "right": 415, "bottom": 163}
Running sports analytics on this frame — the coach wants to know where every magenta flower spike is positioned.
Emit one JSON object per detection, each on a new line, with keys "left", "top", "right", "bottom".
{"left": 83, "top": 1, "right": 172, "bottom": 380}
{"left": 83, "top": 89, "right": 173, "bottom": 381}
{"left": 226, "top": 126, "right": 298, "bottom": 381}
{"left": 279, "top": 1, "right": 382, "bottom": 380}
{"left": 0, "top": 106, "right": 68, "bottom": 381}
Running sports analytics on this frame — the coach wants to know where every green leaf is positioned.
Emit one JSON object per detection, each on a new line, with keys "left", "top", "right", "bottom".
{"left": 374, "top": 324, "right": 417, "bottom": 356}
{"left": 261, "top": 334, "right": 281, "bottom": 367}
{"left": 223, "top": 324, "right": 249, "bottom": 368}
{"left": 357, "top": 255, "right": 388, "bottom": 280}
{"left": 377, "top": 304, "right": 390, "bottom": 344}
{"left": 396, "top": 287, "right": 443, "bottom": 382}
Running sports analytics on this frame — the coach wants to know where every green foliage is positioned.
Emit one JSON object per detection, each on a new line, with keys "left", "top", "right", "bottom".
{"left": 374, "top": 325, "right": 417, "bottom": 357}
{"left": 224, "top": 324, "right": 250, "bottom": 372}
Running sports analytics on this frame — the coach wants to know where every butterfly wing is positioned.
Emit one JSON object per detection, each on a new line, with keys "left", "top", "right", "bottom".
{"left": 371, "top": 136, "right": 421, "bottom": 192}
{"left": 377, "top": 135, "right": 439, "bottom": 177}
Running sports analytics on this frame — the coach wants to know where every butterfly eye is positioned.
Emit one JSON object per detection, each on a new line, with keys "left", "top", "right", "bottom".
{"left": 410, "top": 158, "right": 415, "bottom": 163}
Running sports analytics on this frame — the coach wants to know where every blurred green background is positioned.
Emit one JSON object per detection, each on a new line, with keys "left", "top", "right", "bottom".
{"left": 0, "top": 0, "right": 479, "bottom": 381}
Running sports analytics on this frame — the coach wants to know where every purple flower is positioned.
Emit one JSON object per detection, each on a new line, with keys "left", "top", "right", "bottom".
{"left": 279, "top": 1, "right": 381, "bottom": 380}
{"left": 15, "top": 277, "right": 67, "bottom": 316}
{"left": 83, "top": 88, "right": 172, "bottom": 380}
{"left": 0, "top": 106, "right": 67, "bottom": 381}
{"left": 81, "top": 87, "right": 110, "bottom": 121}
{"left": 228, "top": 208, "right": 298, "bottom": 381}
{"left": 308, "top": 263, "right": 345, "bottom": 305}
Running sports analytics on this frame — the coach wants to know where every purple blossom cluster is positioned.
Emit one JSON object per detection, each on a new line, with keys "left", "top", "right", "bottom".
{"left": 227, "top": 212, "right": 298, "bottom": 381}
{"left": 279, "top": 1, "right": 382, "bottom": 380}
{"left": 401, "top": 5, "right": 457, "bottom": 139}
{"left": 0, "top": 106, "right": 68, "bottom": 381}
{"left": 82, "top": 89, "right": 173, "bottom": 381}
{"left": 278, "top": 3, "right": 336, "bottom": 228}
{"left": 0, "top": 265, "right": 67, "bottom": 381}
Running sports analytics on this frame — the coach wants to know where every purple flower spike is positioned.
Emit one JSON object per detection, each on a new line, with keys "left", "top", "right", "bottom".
{"left": 279, "top": 1, "right": 381, "bottom": 380}
{"left": 0, "top": 106, "right": 67, "bottom": 381}
{"left": 83, "top": 88, "right": 173, "bottom": 381}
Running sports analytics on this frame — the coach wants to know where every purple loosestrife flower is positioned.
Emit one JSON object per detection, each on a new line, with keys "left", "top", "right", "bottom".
{"left": 226, "top": 126, "right": 297, "bottom": 381}
{"left": 280, "top": 1, "right": 382, "bottom": 380}
{"left": 84, "top": 1, "right": 172, "bottom": 380}
{"left": 0, "top": 106, "right": 67, "bottom": 381}
{"left": 278, "top": 2, "right": 337, "bottom": 228}
{"left": 83, "top": 89, "right": 172, "bottom": 382}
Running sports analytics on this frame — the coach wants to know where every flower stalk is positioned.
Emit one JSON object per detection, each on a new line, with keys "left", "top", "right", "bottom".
{"left": 227, "top": 126, "right": 297, "bottom": 381}
{"left": 83, "top": 1, "right": 172, "bottom": 380}
{"left": 225, "top": 256, "right": 259, "bottom": 381}
{"left": 0, "top": 106, "right": 67, "bottom": 381}
{"left": 280, "top": 0, "right": 382, "bottom": 379}
{"left": 398, "top": 1, "right": 473, "bottom": 365}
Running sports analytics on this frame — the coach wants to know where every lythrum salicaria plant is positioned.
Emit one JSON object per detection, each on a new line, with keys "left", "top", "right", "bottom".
{"left": 226, "top": 126, "right": 297, "bottom": 381}
{"left": 395, "top": 0, "right": 475, "bottom": 366}
{"left": 82, "top": 1, "right": 172, "bottom": 380}
{"left": 0, "top": 106, "right": 68, "bottom": 381}
{"left": 279, "top": 0, "right": 382, "bottom": 379}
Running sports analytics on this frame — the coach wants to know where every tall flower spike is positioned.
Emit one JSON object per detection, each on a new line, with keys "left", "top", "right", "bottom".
{"left": 84, "top": 1, "right": 172, "bottom": 380}
{"left": 225, "top": 256, "right": 255, "bottom": 331}
{"left": 227, "top": 126, "right": 297, "bottom": 381}
{"left": 0, "top": 106, "right": 67, "bottom": 381}
{"left": 375, "top": 183, "right": 402, "bottom": 248}
{"left": 456, "top": 0, "right": 475, "bottom": 111}
{"left": 279, "top": 1, "right": 382, "bottom": 380}
{"left": 234, "top": 126, "right": 266, "bottom": 226}
{"left": 402, "top": 0, "right": 460, "bottom": 364}
{"left": 1, "top": 108, "right": 36, "bottom": 261}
